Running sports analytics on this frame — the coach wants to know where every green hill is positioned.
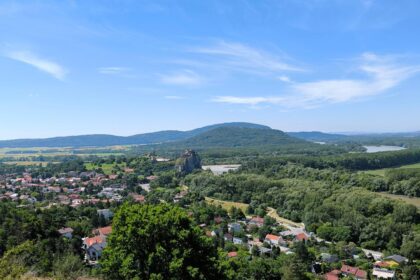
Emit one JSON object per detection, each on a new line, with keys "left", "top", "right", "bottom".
{"left": 0, "top": 122, "right": 269, "bottom": 148}
{"left": 179, "top": 126, "right": 306, "bottom": 148}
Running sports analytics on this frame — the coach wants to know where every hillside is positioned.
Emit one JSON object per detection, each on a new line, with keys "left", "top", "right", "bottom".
{"left": 0, "top": 122, "right": 269, "bottom": 148}
{"left": 169, "top": 126, "right": 308, "bottom": 148}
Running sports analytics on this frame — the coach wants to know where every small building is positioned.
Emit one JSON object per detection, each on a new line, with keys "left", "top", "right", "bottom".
{"left": 227, "top": 251, "right": 238, "bottom": 258}
{"left": 233, "top": 237, "right": 243, "bottom": 245}
{"left": 265, "top": 234, "right": 283, "bottom": 246}
{"left": 249, "top": 216, "right": 264, "bottom": 227}
{"left": 295, "top": 232, "right": 309, "bottom": 242}
{"left": 372, "top": 268, "right": 396, "bottom": 280}
{"left": 341, "top": 264, "right": 367, "bottom": 280}
{"left": 362, "top": 249, "right": 383, "bottom": 261}
{"left": 320, "top": 253, "right": 339, "bottom": 263}
{"left": 384, "top": 254, "right": 408, "bottom": 264}
{"left": 374, "top": 260, "right": 399, "bottom": 269}
{"left": 228, "top": 223, "right": 242, "bottom": 233}
{"left": 97, "top": 209, "right": 114, "bottom": 221}
{"left": 259, "top": 246, "right": 272, "bottom": 256}
{"left": 224, "top": 233, "right": 233, "bottom": 242}
{"left": 92, "top": 226, "right": 112, "bottom": 237}
{"left": 82, "top": 236, "right": 107, "bottom": 263}
{"left": 58, "top": 227, "right": 74, "bottom": 239}
{"left": 324, "top": 270, "right": 340, "bottom": 280}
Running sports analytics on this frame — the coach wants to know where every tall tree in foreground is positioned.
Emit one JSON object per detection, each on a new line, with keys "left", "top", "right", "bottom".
{"left": 101, "top": 203, "right": 223, "bottom": 280}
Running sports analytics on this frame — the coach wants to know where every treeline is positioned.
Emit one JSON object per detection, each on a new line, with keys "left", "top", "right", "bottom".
{"left": 240, "top": 149, "right": 420, "bottom": 171}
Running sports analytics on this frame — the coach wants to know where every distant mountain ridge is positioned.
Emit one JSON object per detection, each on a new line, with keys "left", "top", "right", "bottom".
{"left": 287, "top": 131, "right": 349, "bottom": 142}
{"left": 0, "top": 122, "right": 271, "bottom": 148}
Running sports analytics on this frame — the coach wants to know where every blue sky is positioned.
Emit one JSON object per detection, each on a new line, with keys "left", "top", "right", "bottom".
{"left": 1, "top": 0, "right": 420, "bottom": 139}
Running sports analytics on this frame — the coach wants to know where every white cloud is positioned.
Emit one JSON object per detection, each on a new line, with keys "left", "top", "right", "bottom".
{"left": 164, "top": 95, "right": 184, "bottom": 100}
{"left": 98, "top": 67, "right": 129, "bottom": 75}
{"left": 213, "top": 53, "right": 420, "bottom": 108}
{"left": 277, "top": 75, "right": 292, "bottom": 83}
{"left": 192, "top": 41, "right": 303, "bottom": 74}
{"left": 6, "top": 51, "right": 67, "bottom": 80}
{"left": 160, "top": 70, "right": 202, "bottom": 86}
{"left": 212, "top": 96, "right": 285, "bottom": 106}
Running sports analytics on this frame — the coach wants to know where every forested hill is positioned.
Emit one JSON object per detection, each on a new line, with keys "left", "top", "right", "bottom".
{"left": 0, "top": 122, "right": 270, "bottom": 148}
{"left": 165, "top": 126, "right": 309, "bottom": 148}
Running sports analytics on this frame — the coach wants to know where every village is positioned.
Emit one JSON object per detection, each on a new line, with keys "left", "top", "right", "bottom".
{"left": 0, "top": 163, "right": 413, "bottom": 280}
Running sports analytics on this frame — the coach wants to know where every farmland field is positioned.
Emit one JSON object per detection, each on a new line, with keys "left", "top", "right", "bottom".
{"left": 0, "top": 146, "right": 129, "bottom": 164}
{"left": 361, "top": 162, "right": 420, "bottom": 176}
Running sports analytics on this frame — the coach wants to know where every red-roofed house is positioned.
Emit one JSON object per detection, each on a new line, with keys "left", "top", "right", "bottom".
{"left": 227, "top": 252, "right": 238, "bottom": 258}
{"left": 249, "top": 216, "right": 264, "bottom": 227}
{"left": 324, "top": 272, "right": 339, "bottom": 280}
{"left": 92, "top": 226, "right": 112, "bottom": 237}
{"left": 131, "top": 193, "right": 145, "bottom": 203}
{"left": 341, "top": 264, "right": 367, "bottom": 280}
{"left": 264, "top": 234, "right": 283, "bottom": 246}
{"left": 82, "top": 235, "right": 107, "bottom": 262}
{"left": 295, "top": 232, "right": 309, "bottom": 242}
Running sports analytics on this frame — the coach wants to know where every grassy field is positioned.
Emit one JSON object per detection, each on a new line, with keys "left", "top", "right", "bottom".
{"left": 85, "top": 162, "right": 127, "bottom": 175}
{"left": 376, "top": 192, "right": 420, "bottom": 209}
{"left": 362, "top": 162, "right": 420, "bottom": 176}
{"left": 205, "top": 197, "right": 249, "bottom": 213}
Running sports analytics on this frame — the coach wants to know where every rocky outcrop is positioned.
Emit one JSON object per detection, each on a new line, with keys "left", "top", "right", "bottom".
{"left": 175, "top": 150, "right": 201, "bottom": 174}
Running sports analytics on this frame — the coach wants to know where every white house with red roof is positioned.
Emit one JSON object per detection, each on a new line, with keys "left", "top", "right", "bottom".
{"left": 264, "top": 234, "right": 284, "bottom": 246}
{"left": 83, "top": 226, "right": 112, "bottom": 264}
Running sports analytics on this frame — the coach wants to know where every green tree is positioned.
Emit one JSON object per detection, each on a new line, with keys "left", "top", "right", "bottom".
{"left": 101, "top": 203, "right": 224, "bottom": 280}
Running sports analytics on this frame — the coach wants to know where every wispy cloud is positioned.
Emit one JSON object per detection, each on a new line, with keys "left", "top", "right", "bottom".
{"left": 192, "top": 41, "right": 303, "bottom": 74}
{"left": 213, "top": 53, "right": 420, "bottom": 108}
{"left": 5, "top": 51, "right": 67, "bottom": 80}
{"left": 164, "top": 95, "right": 185, "bottom": 100}
{"left": 212, "top": 96, "right": 285, "bottom": 106}
{"left": 98, "top": 67, "right": 130, "bottom": 75}
{"left": 160, "top": 70, "right": 202, "bottom": 86}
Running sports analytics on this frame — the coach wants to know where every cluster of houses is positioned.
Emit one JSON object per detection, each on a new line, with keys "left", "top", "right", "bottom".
{"left": 205, "top": 215, "right": 311, "bottom": 258}
{"left": 323, "top": 254, "right": 407, "bottom": 280}
{"left": 0, "top": 170, "right": 153, "bottom": 207}
{"left": 329, "top": 250, "right": 407, "bottom": 280}
{"left": 203, "top": 215, "right": 408, "bottom": 280}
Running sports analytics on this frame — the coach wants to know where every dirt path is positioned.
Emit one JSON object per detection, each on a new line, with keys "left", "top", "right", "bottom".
{"left": 266, "top": 207, "right": 304, "bottom": 229}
